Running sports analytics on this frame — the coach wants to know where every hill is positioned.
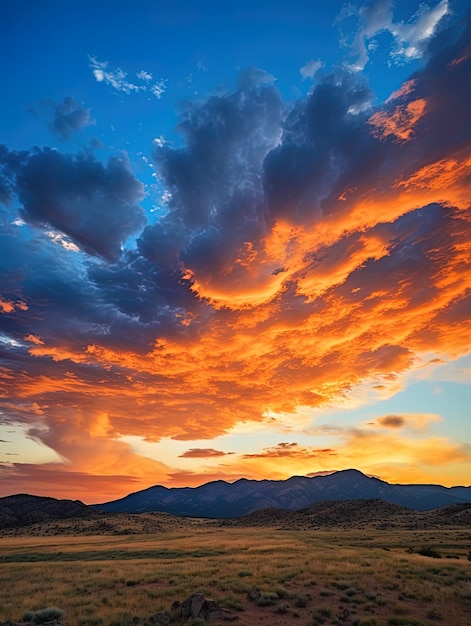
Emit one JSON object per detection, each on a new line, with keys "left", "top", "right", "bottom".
{"left": 1, "top": 495, "right": 470, "bottom": 536}
{"left": 0, "top": 494, "right": 94, "bottom": 529}
{"left": 221, "top": 499, "right": 471, "bottom": 530}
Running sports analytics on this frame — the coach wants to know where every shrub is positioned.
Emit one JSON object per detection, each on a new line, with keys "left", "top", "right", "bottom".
{"left": 275, "top": 586, "right": 291, "bottom": 599}
{"left": 23, "top": 607, "right": 64, "bottom": 624}
{"left": 274, "top": 602, "right": 289, "bottom": 614}
{"left": 257, "top": 592, "right": 278, "bottom": 606}
{"left": 295, "top": 593, "right": 310, "bottom": 607}
{"left": 417, "top": 546, "right": 441, "bottom": 559}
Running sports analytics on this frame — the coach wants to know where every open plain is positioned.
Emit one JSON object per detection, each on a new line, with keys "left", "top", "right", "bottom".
{"left": 0, "top": 512, "right": 470, "bottom": 626}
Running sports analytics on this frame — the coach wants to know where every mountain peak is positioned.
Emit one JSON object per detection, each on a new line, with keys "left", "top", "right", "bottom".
{"left": 93, "top": 469, "right": 471, "bottom": 517}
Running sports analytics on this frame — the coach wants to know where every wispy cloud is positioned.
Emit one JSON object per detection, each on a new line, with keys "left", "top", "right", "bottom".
{"left": 88, "top": 56, "right": 167, "bottom": 98}
{"left": 338, "top": 0, "right": 450, "bottom": 70}
{"left": 299, "top": 59, "right": 323, "bottom": 80}
{"left": 179, "top": 448, "right": 235, "bottom": 458}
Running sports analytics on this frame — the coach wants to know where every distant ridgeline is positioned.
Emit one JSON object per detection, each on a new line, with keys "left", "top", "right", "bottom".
{"left": 92, "top": 469, "right": 471, "bottom": 518}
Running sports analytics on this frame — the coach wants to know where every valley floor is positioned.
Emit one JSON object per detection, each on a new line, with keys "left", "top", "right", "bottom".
{"left": 0, "top": 526, "right": 470, "bottom": 626}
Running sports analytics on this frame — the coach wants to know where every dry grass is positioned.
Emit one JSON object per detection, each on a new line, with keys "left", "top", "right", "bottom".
{"left": 0, "top": 527, "right": 470, "bottom": 625}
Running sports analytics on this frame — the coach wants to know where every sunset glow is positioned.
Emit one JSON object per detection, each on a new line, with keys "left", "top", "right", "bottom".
{"left": 1, "top": 0, "right": 470, "bottom": 503}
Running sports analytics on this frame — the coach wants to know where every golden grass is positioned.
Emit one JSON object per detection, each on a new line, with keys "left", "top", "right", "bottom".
{"left": 0, "top": 527, "right": 470, "bottom": 625}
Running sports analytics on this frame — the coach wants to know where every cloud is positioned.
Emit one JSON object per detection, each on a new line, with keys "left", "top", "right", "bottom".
{"left": 300, "top": 59, "right": 323, "bottom": 80}
{"left": 338, "top": 0, "right": 450, "bottom": 69}
{"left": 136, "top": 70, "right": 153, "bottom": 82}
{"left": 376, "top": 414, "right": 405, "bottom": 428}
{"left": 368, "top": 98, "right": 426, "bottom": 142}
{"left": 0, "top": 10, "right": 470, "bottom": 498}
{"left": 179, "top": 448, "right": 235, "bottom": 458}
{"left": 13, "top": 149, "right": 146, "bottom": 260}
{"left": 242, "top": 443, "right": 337, "bottom": 460}
{"left": 89, "top": 56, "right": 168, "bottom": 99}
{"left": 48, "top": 97, "right": 93, "bottom": 140}
{"left": 373, "top": 413, "right": 441, "bottom": 432}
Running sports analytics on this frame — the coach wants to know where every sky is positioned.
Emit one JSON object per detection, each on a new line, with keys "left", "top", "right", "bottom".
{"left": 1, "top": 0, "right": 470, "bottom": 504}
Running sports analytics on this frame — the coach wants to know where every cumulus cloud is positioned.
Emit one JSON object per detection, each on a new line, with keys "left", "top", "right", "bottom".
{"left": 13, "top": 149, "right": 147, "bottom": 260}
{"left": 48, "top": 97, "right": 93, "bottom": 140}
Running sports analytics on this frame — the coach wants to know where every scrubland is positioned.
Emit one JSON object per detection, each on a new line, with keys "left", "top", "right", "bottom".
{"left": 0, "top": 526, "right": 470, "bottom": 625}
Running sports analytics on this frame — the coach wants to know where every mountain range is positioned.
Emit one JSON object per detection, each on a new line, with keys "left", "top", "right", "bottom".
{"left": 93, "top": 469, "right": 471, "bottom": 517}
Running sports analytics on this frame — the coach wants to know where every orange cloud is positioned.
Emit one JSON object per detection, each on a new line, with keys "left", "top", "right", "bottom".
{"left": 0, "top": 297, "right": 28, "bottom": 314}
{"left": 24, "top": 334, "right": 44, "bottom": 345}
{"left": 394, "top": 152, "right": 471, "bottom": 202}
{"left": 386, "top": 79, "right": 418, "bottom": 103}
{"left": 242, "top": 442, "right": 336, "bottom": 460}
{"left": 368, "top": 98, "right": 427, "bottom": 143}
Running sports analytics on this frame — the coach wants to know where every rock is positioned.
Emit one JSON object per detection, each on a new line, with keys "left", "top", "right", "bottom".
{"left": 175, "top": 593, "right": 238, "bottom": 622}
{"left": 147, "top": 611, "right": 170, "bottom": 624}
{"left": 247, "top": 586, "right": 261, "bottom": 601}
{"left": 204, "top": 599, "right": 239, "bottom": 622}
{"left": 182, "top": 592, "right": 205, "bottom": 618}
{"left": 340, "top": 607, "right": 351, "bottom": 621}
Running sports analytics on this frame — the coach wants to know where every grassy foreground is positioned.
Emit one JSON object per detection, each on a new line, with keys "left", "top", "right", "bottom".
{"left": 0, "top": 526, "right": 470, "bottom": 625}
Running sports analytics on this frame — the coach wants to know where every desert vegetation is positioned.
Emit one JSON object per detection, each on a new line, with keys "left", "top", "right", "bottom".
{"left": 0, "top": 525, "right": 470, "bottom": 625}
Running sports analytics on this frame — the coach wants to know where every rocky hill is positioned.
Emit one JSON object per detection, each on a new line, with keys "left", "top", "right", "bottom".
{"left": 0, "top": 494, "right": 93, "bottom": 529}
{"left": 221, "top": 499, "right": 471, "bottom": 530}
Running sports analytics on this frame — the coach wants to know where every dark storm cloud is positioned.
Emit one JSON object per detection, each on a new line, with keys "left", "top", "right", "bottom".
{"left": 264, "top": 69, "right": 375, "bottom": 221}
{"left": 3, "top": 8, "right": 469, "bottom": 353}
{"left": 48, "top": 97, "right": 93, "bottom": 140}
{"left": 15, "top": 149, "right": 146, "bottom": 260}
{"left": 140, "top": 72, "right": 282, "bottom": 275}
{"left": 0, "top": 146, "right": 26, "bottom": 205}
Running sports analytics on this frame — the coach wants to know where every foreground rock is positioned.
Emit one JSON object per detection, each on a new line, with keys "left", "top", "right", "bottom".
{"left": 0, "top": 595, "right": 238, "bottom": 626}
{"left": 171, "top": 593, "right": 238, "bottom": 622}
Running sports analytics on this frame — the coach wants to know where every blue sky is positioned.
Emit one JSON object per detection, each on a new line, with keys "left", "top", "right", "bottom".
{"left": 1, "top": 0, "right": 470, "bottom": 501}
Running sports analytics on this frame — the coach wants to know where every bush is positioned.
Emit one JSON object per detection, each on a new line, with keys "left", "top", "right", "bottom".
{"left": 417, "top": 546, "right": 441, "bottom": 559}
{"left": 257, "top": 592, "right": 278, "bottom": 606}
{"left": 274, "top": 602, "right": 289, "bottom": 614}
{"left": 23, "top": 607, "right": 64, "bottom": 624}
{"left": 295, "top": 593, "right": 310, "bottom": 607}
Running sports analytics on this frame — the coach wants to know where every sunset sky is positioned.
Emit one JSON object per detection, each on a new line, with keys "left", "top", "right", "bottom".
{"left": 1, "top": 0, "right": 470, "bottom": 504}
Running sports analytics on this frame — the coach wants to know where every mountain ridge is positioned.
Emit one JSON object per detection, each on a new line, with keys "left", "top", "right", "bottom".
{"left": 93, "top": 469, "right": 471, "bottom": 517}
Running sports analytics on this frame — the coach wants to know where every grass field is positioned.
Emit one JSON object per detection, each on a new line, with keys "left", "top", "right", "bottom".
{"left": 0, "top": 526, "right": 470, "bottom": 625}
